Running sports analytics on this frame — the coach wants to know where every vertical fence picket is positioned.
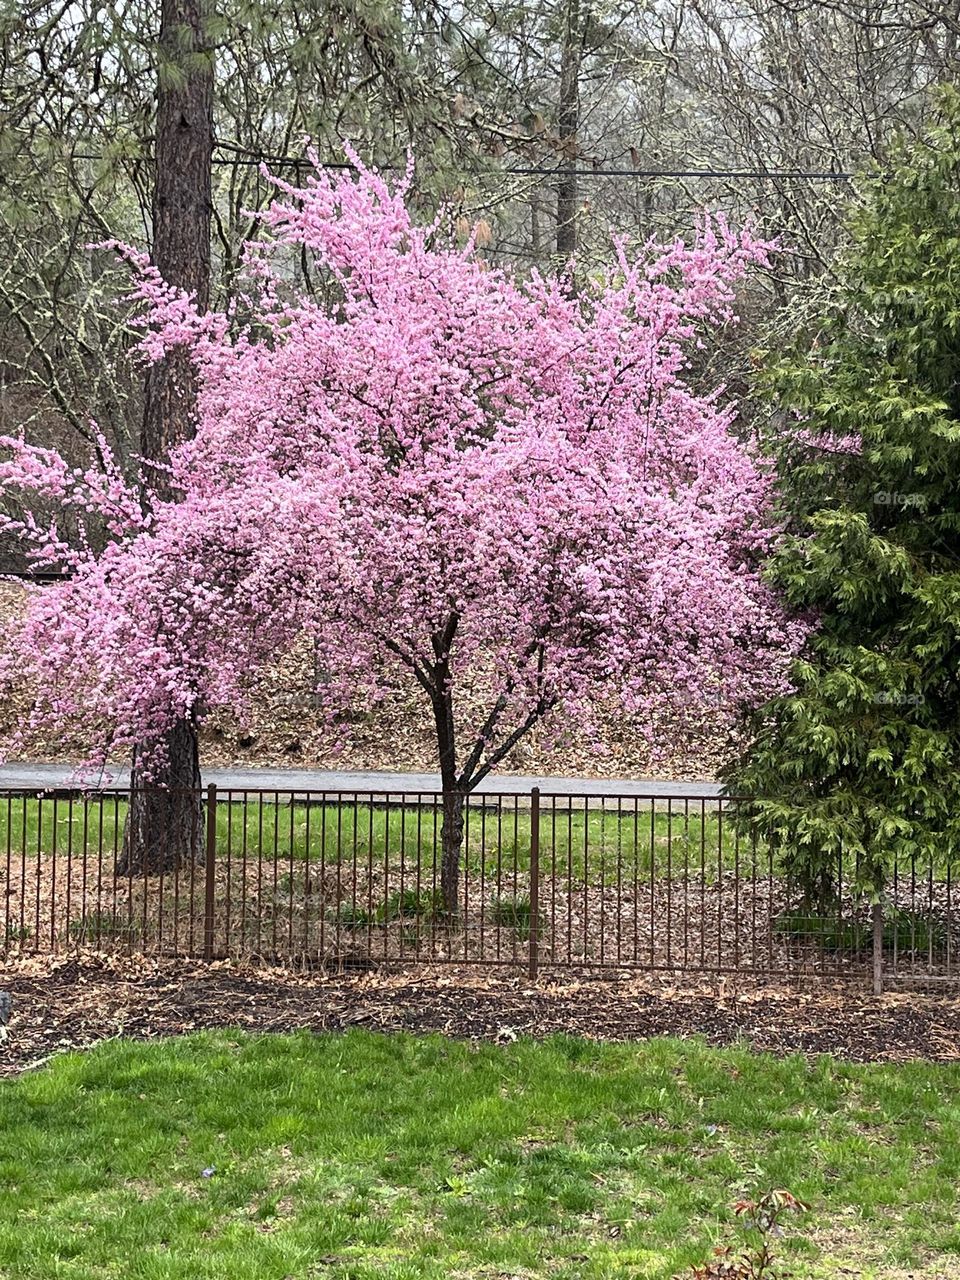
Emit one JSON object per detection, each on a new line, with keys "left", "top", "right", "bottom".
{"left": 649, "top": 802, "right": 656, "bottom": 966}
{"left": 203, "top": 784, "right": 217, "bottom": 962}
{"left": 528, "top": 787, "right": 540, "bottom": 982}
{"left": 716, "top": 802, "right": 723, "bottom": 972}
{"left": 737, "top": 803, "right": 742, "bottom": 972}
{"left": 683, "top": 800, "right": 690, "bottom": 969}
{"left": 947, "top": 859, "right": 953, "bottom": 980}
{"left": 549, "top": 797, "right": 557, "bottom": 964}
{"left": 225, "top": 793, "right": 233, "bottom": 959}
{"left": 381, "top": 796, "right": 389, "bottom": 964}
{"left": 665, "top": 799, "right": 672, "bottom": 968}
{"left": 301, "top": 798, "right": 311, "bottom": 963}
{"left": 475, "top": 798, "right": 485, "bottom": 963}
{"left": 50, "top": 794, "right": 58, "bottom": 952}
{"left": 34, "top": 794, "right": 42, "bottom": 951}
{"left": 19, "top": 794, "right": 27, "bottom": 951}
{"left": 287, "top": 797, "right": 296, "bottom": 960}
{"left": 598, "top": 798, "right": 606, "bottom": 966}
{"left": 368, "top": 799, "right": 376, "bottom": 962}
{"left": 565, "top": 801, "right": 573, "bottom": 965}
{"left": 896, "top": 849, "right": 901, "bottom": 977}
{"left": 699, "top": 799, "right": 707, "bottom": 969}
{"left": 462, "top": 795, "right": 470, "bottom": 963}
{"left": 582, "top": 798, "right": 590, "bottom": 963}
{"left": 3, "top": 794, "right": 10, "bottom": 952}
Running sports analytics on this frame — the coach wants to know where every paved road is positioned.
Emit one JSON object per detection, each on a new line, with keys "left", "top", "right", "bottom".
{"left": 0, "top": 762, "right": 722, "bottom": 799}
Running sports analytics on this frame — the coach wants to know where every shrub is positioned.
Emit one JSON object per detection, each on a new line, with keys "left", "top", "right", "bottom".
{"left": 775, "top": 907, "right": 945, "bottom": 955}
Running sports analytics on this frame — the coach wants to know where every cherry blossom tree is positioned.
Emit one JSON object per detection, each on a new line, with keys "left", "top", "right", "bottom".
{"left": 0, "top": 153, "right": 805, "bottom": 908}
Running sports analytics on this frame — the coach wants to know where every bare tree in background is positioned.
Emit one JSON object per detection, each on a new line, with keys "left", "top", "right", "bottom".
{"left": 556, "top": 0, "right": 584, "bottom": 262}
{"left": 0, "top": 0, "right": 529, "bottom": 468}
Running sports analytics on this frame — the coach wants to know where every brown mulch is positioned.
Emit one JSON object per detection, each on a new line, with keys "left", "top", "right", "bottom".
{"left": 0, "top": 955, "right": 959, "bottom": 1077}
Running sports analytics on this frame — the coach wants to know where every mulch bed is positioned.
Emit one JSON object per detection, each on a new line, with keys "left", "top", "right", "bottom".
{"left": 0, "top": 955, "right": 959, "bottom": 1075}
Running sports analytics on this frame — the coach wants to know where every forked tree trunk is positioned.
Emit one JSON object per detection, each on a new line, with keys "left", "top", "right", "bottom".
{"left": 123, "top": 0, "right": 212, "bottom": 874}
{"left": 440, "top": 788, "right": 465, "bottom": 919}
{"left": 118, "top": 718, "right": 204, "bottom": 874}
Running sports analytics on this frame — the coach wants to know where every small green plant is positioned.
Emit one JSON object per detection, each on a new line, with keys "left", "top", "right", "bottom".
{"left": 3, "top": 922, "right": 32, "bottom": 944}
{"left": 680, "top": 1189, "right": 807, "bottom": 1279}
{"left": 376, "top": 887, "right": 442, "bottom": 924}
{"left": 491, "top": 893, "right": 535, "bottom": 941}
{"left": 67, "top": 913, "right": 140, "bottom": 946}
{"left": 333, "top": 900, "right": 373, "bottom": 928}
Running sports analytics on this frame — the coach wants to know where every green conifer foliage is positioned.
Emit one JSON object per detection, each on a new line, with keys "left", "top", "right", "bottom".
{"left": 726, "top": 88, "right": 960, "bottom": 902}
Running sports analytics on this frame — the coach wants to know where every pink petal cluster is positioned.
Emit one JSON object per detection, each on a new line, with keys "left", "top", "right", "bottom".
{"left": 0, "top": 154, "right": 806, "bottom": 783}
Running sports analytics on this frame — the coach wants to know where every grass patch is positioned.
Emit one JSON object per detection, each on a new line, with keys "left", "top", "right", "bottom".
{"left": 376, "top": 887, "right": 443, "bottom": 923}
{"left": 0, "top": 796, "right": 747, "bottom": 884}
{"left": 334, "top": 888, "right": 443, "bottom": 929}
{"left": 1, "top": 1031, "right": 959, "bottom": 1278}
{"left": 490, "top": 892, "right": 536, "bottom": 940}
{"left": 66, "top": 910, "right": 141, "bottom": 947}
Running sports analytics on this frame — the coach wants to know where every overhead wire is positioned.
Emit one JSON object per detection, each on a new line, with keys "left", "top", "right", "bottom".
{"left": 69, "top": 148, "right": 856, "bottom": 182}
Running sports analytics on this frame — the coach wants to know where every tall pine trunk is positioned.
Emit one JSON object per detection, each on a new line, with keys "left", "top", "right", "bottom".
{"left": 556, "top": 0, "right": 581, "bottom": 263}
{"left": 121, "top": 0, "right": 212, "bottom": 876}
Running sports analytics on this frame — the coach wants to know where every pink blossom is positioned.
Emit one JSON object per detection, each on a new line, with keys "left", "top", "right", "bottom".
{"left": 0, "top": 154, "right": 806, "bottom": 784}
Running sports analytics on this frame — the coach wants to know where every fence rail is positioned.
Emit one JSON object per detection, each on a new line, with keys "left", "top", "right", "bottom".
{"left": 0, "top": 785, "right": 954, "bottom": 990}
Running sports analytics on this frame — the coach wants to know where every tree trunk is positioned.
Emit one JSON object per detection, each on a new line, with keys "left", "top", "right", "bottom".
{"left": 556, "top": 0, "right": 581, "bottom": 264}
{"left": 431, "top": 653, "right": 465, "bottom": 920}
{"left": 118, "top": 718, "right": 204, "bottom": 875}
{"left": 123, "top": 0, "right": 213, "bottom": 875}
{"left": 440, "top": 788, "right": 465, "bottom": 920}
{"left": 143, "top": 0, "right": 213, "bottom": 477}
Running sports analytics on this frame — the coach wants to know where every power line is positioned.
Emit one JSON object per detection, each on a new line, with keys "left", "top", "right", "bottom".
{"left": 70, "top": 148, "right": 855, "bottom": 183}
{"left": 509, "top": 166, "right": 853, "bottom": 181}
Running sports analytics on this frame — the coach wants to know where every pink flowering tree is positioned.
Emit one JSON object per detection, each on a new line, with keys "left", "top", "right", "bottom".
{"left": 0, "top": 154, "right": 804, "bottom": 906}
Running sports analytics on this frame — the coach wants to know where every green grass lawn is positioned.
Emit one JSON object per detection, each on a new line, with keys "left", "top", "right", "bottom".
{"left": 0, "top": 795, "right": 749, "bottom": 883}
{"left": 1, "top": 1031, "right": 959, "bottom": 1279}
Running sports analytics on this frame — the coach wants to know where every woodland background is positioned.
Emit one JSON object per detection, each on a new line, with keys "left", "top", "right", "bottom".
{"left": 3, "top": 0, "right": 956, "bottom": 778}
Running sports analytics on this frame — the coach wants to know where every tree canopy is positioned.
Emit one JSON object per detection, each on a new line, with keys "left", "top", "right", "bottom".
{"left": 0, "top": 154, "right": 802, "bottom": 901}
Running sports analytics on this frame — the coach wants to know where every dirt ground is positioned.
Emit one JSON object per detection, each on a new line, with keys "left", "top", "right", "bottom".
{"left": 0, "top": 955, "right": 958, "bottom": 1076}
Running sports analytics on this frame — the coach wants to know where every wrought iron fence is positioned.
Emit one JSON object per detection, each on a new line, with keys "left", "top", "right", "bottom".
{"left": 0, "top": 785, "right": 954, "bottom": 989}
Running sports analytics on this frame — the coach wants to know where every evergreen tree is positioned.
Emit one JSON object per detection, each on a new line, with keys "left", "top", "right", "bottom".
{"left": 725, "top": 89, "right": 960, "bottom": 904}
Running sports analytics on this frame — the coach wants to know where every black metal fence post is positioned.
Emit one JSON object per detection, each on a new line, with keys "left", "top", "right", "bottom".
{"left": 528, "top": 786, "right": 540, "bottom": 981}
{"left": 203, "top": 784, "right": 217, "bottom": 961}
{"left": 872, "top": 898, "right": 884, "bottom": 995}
